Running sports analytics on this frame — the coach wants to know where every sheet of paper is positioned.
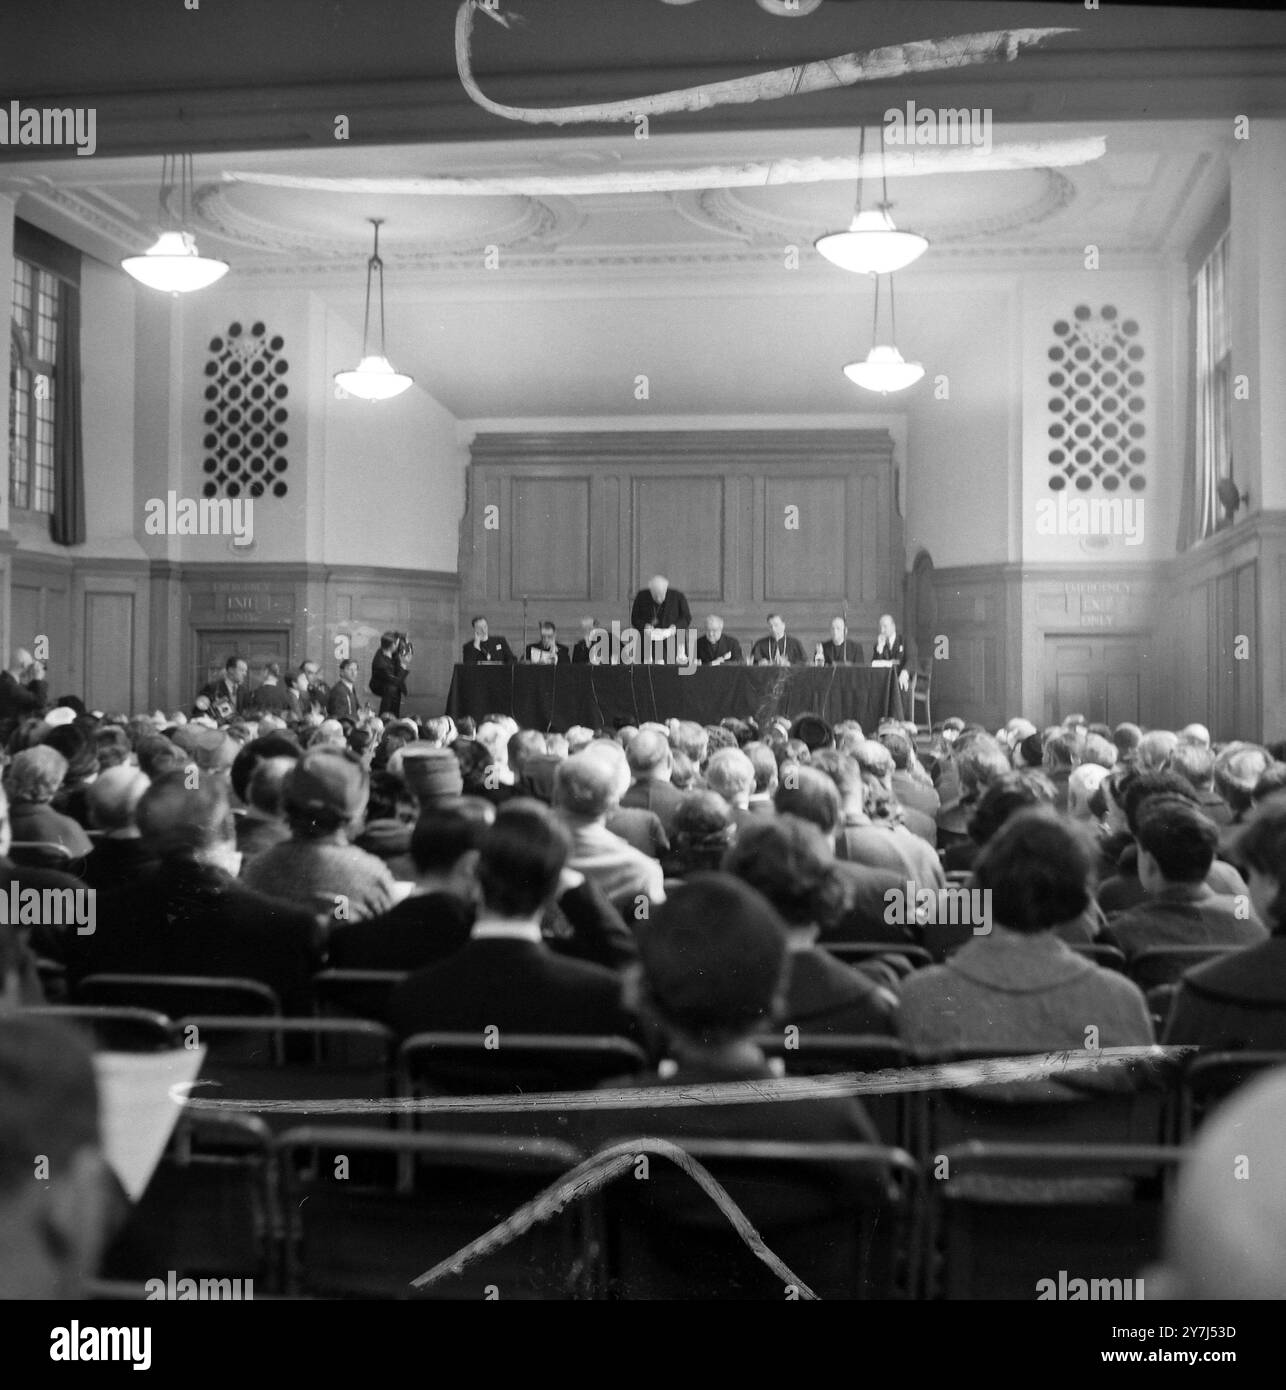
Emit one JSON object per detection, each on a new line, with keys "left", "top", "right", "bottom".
{"left": 93, "top": 1047, "right": 207, "bottom": 1201}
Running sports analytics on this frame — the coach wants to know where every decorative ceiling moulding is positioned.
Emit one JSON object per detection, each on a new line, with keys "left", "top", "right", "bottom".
{"left": 676, "top": 168, "right": 1078, "bottom": 248}
{"left": 190, "top": 183, "right": 582, "bottom": 261}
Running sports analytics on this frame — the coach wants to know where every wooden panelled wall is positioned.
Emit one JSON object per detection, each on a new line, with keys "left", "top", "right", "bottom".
{"left": 458, "top": 430, "right": 905, "bottom": 658}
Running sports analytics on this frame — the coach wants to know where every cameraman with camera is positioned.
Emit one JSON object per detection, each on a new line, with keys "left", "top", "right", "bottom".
{"left": 370, "top": 631, "right": 412, "bottom": 718}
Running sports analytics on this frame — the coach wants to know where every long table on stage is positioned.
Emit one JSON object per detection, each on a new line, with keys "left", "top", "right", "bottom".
{"left": 445, "top": 663, "right": 904, "bottom": 732}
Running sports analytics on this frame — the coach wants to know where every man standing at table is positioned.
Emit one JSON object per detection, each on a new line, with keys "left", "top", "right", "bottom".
{"left": 462, "top": 615, "right": 516, "bottom": 664}
{"left": 631, "top": 575, "right": 691, "bottom": 666}
{"left": 696, "top": 614, "right": 743, "bottom": 667}
{"left": 819, "top": 616, "right": 863, "bottom": 666}
{"left": 751, "top": 614, "right": 807, "bottom": 666}
{"left": 873, "top": 613, "right": 910, "bottom": 693}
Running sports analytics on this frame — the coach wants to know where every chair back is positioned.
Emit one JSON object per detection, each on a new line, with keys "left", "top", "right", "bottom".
{"left": 76, "top": 973, "right": 281, "bottom": 1018}
{"left": 399, "top": 1031, "right": 647, "bottom": 1097}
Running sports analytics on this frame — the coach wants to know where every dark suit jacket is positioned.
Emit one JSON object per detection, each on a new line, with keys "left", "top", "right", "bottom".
{"left": 326, "top": 680, "right": 360, "bottom": 721}
{"left": 821, "top": 638, "right": 863, "bottom": 665}
{"left": 785, "top": 946, "right": 898, "bottom": 1035}
{"left": 525, "top": 642, "right": 571, "bottom": 664}
{"left": 328, "top": 891, "right": 475, "bottom": 974}
{"left": 1102, "top": 884, "right": 1267, "bottom": 962}
{"left": 388, "top": 935, "right": 634, "bottom": 1041}
{"left": 369, "top": 649, "right": 408, "bottom": 701}
{"left": 83, "top": 837, "right": 154, "bottom": 894}
{"left": 750, "top": 634, "right": 807, "bottom": 665}
{"left": 462, "top": 636, "right": 516, "bottom": 664}
{"left": 606, "top": 807, "right": 669, "bottom": 859}
{"left": 247, "top": 681, "right": 298, "bottom": 716}
{"left": 696, "top": 634, "right": 743, "bottom": 666}
{"left": 621, "top": 780, "right": 686, "bottom": 837}
{"left": 0, "top": 670, "right": 44, "bottom": 725}
{"left": 631, "top": 588, "right": 691, "bottom": 636}
{"left": 871, "top": 635, "right": 907, "bottom": 672}
{"left": 198, "top": 676, "right": 249, "bottom": 718}
{"left": 66, "top": 859, "right": 323, "bottom": 1015}
{"left": 1163, "top": 936, "right": 1286, "bottom": 1050}
{"left": 571, "top": 639, "right": 595, "bottom": 664}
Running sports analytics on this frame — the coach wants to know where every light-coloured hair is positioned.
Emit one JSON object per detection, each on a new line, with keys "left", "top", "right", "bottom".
{"left": 5, "top": 745, "right": 67, "bottom": 805}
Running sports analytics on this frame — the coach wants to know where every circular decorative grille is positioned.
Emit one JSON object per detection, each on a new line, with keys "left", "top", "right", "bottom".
{"left": 1045, "top": 303, "right": 1146, "bottom": 493}
{"left": 201, "top": 321, "right": 289, "bottom": 500}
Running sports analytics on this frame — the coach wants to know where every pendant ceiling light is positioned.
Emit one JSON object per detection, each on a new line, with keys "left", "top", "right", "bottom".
{"left": 121, "top": 153, "right": 229, "bottom": 294}
{"left": 333, "top": 218, "right": 413, "bottom": 402}
{"left": 844, "top": 274, "right": 924, "bottom": 394}
{"left": 815, "top": 125, "right": 928, "bottom": 277}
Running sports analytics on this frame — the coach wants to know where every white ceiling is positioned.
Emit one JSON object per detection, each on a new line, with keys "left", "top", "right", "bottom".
{"left": 3, "top": 119, "right": 1229, "bottom": 417}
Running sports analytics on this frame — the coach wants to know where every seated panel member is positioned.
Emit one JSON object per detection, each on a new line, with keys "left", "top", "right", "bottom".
{"left": 872, "top": 613, "right": 910, "bottom": 693}
{"left": 572, "top": 615, "right": 607, "bottom": 665}
{"left": 696, "top": 614, "right": 743, "bottom": 667}
{"left": 751, "top": 613, "right": 807, "bottom": 667}
{"left": 819, "top": 616, "right": 863, "bottom": 666}
{"left": 630, "top": 574, "right": 691, "bottom": 665}
{"left": 525, "top": 620, "right": 570, "bottom": 665}
{"left": 462, "top": 615, "right": 516, "bottom": 665}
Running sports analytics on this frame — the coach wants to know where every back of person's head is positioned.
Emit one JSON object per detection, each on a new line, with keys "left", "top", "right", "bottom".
{"left": 409, "top": 803, "right": 487, "bottom": 877}
{"left": 670, "top": 720, "right": 708, "bottom": 766}
{"left": 1042, "top": 729, "right": 1081, "bottom": 773}
{"left": 636, "top": 873, "right": 787, "bottom": 1044}
{"left": 1113, "top": 722, "right": 1143, "bottom": 761}
{"left": 1178, "top": 722, "right": 1212, "bottom": 748}
{"left": 1118, "top": 769, "right": 1198, "bottom": 835}
{"left": 792, "top": 714, "right": 833, "bottom": 753}
{"left": 5, "top": 744, "right": 67, "bottom": 804}
{"left": 878, "top": 727, "right": 913, "bottom": 771}
{"left": 245, "top": 756, "right": 295, "bottom": 820}
{"left": 1067, "top": 762, "right": 1110, "bottom": 820}
{"left": 507, "top": 728, "right": 547, "bottom": 774}
{"left": 703, "top": 725, "right": 738, "bottom": 759}
{"left": 86, "top": 765, "right": 150, "bottom": 834}
{"left": 1214, "top": 742, "right": 1275, "bottom": 814}
{"left": 773, "top": 763, "right": 842, "bottom": 834}
{"left": 720, "top": 717, "right": 755, "bottom": 748}
{"left": 1165, "top": 740, "right": 1215, "bottom": 791}
{"left": 137, "top": 771, "right": 235, "bottom": 861}
{"left": 1080, "top": 732, "right": 1117, "bottom": 770}
{"left": 626, "top": 728, "right": 671, "bottom": 779}
{"left": 476, "top": 803, "right": 569, "bottom": 917}
{"left": 230, "top": 731, "right": 300, "bottom": 804}
{"left": 704, "top": 746, "right": 755, "bottom": 805}
{"left": 579, "top": 739, "right": 631, "bottom": 803}
{"left": 959, "top": 735, "right": 1012, "bottom": 795}
{"left": 1252, "top": 763, "right": 1286, "bottom": 807}
{"left": 783, "top": 737, "right": 811, "bottom": 766}
{"left": 1136, "top": 728, "right": 1179, "bottom": 773}
{"left": 723, "top": 814, "right": 847, "bottom": 930}
{"left": 668, "top": 790, "right": 735, "bottom": 871}
{"left": 92, "top": 724, "right": 132, "bottom": 771}
{"left": 282, "top": 747, "right": 369, "bottom": 838}
{"left": 0, "top": 1015, "right": 107, "bottom": 1298}
{"left": 1153, "top": 1067, "right": 1286, "bottom": 1299}
{"left": 972, "top": 808, "right": 1093, "bottom": 933}
{"left": 135, "top": 734, "right": 187, "bottom": 782}
{"left": 669, "top": 748, "right": 697, "bottom": 791}
{"left": 552, "top": 752, "right": 618, "bottom": 820}
{"left": 808, "top": 748, "right": 864, "bottom": 805}
{"left": 1233, "top": 799, "right": 1286, "bottom": 933}
{"left": 1134, "top": 797, "right": 1217, "bottom": 885}
{"left": 743, "top": 742, "right": 778, "bottom": 796}
{"left": 967, "top": 771, "right": 1055, "bottom": 846}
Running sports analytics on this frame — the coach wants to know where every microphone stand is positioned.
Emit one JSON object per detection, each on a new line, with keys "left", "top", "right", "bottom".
{"left": 521, "top": 596, "right": 529, "bottom": 663}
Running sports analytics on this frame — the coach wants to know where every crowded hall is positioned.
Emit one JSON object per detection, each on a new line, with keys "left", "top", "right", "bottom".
{"left": 2, "top": 0, "right": 1286, "bottom": 1321}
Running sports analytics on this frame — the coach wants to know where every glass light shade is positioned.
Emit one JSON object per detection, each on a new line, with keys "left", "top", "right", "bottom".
{"left": 843, "top": 344, "right": 925, "bottom": 394}
{"left": 815, "top": 208, "right": 928, "bottom": 276}
{"left": 333, "top": 354, "right": 414, "bottom": 401}
{"left": 121, "top": 230, "right": 229, "bottom": 293}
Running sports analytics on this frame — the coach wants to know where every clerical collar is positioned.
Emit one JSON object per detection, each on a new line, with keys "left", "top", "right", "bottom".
{"left": 471, "top": 914, "right": 544, "bottom": 944}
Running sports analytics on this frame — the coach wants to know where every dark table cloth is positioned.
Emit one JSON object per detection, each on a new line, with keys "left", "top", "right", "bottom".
{"left": 445, "top": 663, "right": 903, "bottom": 733}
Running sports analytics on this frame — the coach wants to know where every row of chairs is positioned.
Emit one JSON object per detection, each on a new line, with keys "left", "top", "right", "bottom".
{"left": 24, "top": 998, "right": 1280, "bottom": 1147}
{"left": 41, "top": 939, "right": 1230, "bottom": 1020}
{"left": 93, "top": 1113, "right": 1193, "bottom": 1299}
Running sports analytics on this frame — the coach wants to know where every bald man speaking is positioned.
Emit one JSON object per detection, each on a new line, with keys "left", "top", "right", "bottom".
{"left": 630, "top": 574, "right": 692, "bottom": 665}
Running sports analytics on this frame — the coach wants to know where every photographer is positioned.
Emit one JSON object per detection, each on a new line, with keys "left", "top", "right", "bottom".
{"left": 370, "top": 630, "right": 411, "bottom": 718}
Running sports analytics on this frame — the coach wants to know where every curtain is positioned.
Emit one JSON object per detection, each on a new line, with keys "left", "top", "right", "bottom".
{"left": 1179, "top": 232, "right": 1230, "bottom": 549}
{"left": 49, "top": 277, "right": 85, "bottom": 546}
